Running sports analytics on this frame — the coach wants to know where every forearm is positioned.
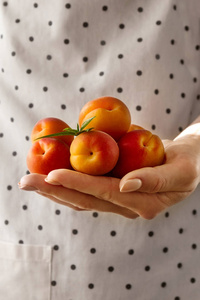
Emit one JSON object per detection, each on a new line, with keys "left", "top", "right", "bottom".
{"left": 174, "top": 115, "right": 200, "bottom": 140}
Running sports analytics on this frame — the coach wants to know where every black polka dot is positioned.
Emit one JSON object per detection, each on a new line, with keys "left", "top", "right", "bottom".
{"left": 179, "top": 228, "right": 184, "bottom": 234}
{"left": 148, "top": 231, "right": 154, "bottom": 237}
{"left": 162, "top": 247, "right": 168, "bottom": 253}
{"left": 29, "top": 36, "right": 34, "bottom": 42}
{"left": 90, "top": 248, "right": 96, "bottom": 254}
{"left": 64, "top": 39, "right": 70, "bottom": 45}
{"left": 83, "top": 57, "right": 88, "bottom": 62}
{"left": 26, "top": 69, "right": 32, "bottom": 74}
{"left": 171, "top": 39, "right": 175, "bottom": 45}
{"left": 119, "top": 23, "right": 125, "bottom": 29}
{"left": 63, "top": 73, "right": 69, "bottom": 78}
{"left": 155, "top": 54, "right": 160, "bottom": 60}
{"left": 46, "top": 55, "right": 52, "bottom": 60}
{"left": 178, "top": 127, "right": 183, "bottom": 132}
{"left": 136, "top": 70, "right": 142, "bottom": 76}
{"left": 177, "top": 262, "right": 183, "bottom": 269}
{"left": 99, "top": 71, "right": 104, "bottom": 76}
{"left": 7, "top": 185, "right": 12, "bottom": 191}
{"left": 38, "top": 225, "right": 43, "bottom": 230}
{"left": 33, "top": 3, "right": 38, "bottom": 8}
{"left": 151, "top": 124, "right": 156, "bottom": 130}
{"left": 61, "top": 104, "right": 66, "bottom": 109}
{"left": 102, "top": 5, "right": 108, "bottom": 11}
{"left": 19, "top": 240, "right": 24, "bottom": 244}
{"left": 100, "top": 40, "right": 106, "bottom": 46}
{"left": 128, "top": 249, "right": 134, "bottom": 255}
{"left": 4, "top": 220, "right": 9, "bottom": 225}
{"left": 137, "top": 37, "right": 143, "bottom": 42}
{"left": 118, "top": 54, "right": 124, "bottom": 59}
{"left": 0, "top": 133, "right": 4, "bottom": 138}
{"left": 137, "top": 7, "right": 143, "bottom": 13}
{"left": 92, "top": 212, "right": 98, "bottom": 218}
{"left": 83, "top": 22, "right": 89, "bottom": 28}
{"left": 108, "top": 266, "right": 114, "bottom": 272}
{"left": 79, "top": 87, "right": 85, "bottom": 92}
{"left": 72, "top": 229, "right": 78, "bottom": 235}
{"left": 54, "top": 245, "right": 59, "bottom": 251}
{"left": 88, "top": 283, "right": 94, "bottom": 289}
{"left": 125, "top": 284, "right": 132, "bottom": 290}
{"left": 166, "top": 108, "right": 171, "bottom": 114}
{"left": 110, "top": 230, "right": 116, "bottom": 236}
{"left": 136, "top": 105, "right": 142, "bottom": 111}
{"left": 117, "top": 87, "right": 123, "bottom": 93}
{"left": 15, "top": 19, "right": 20, "bottom": 23}
{"left": 3, "top": 2, "right": 8, "bottom": 6}
{"left": 70, "top": 264, "right": 76, "bottom": 270}
{"left": 192, "top": 209, "right": 197, "bottom": 215}
{"left": 156, "top": 20, "right": 162, "bottom": 25}
{"left": 190, "top": 278, "right": 196, "bottom": 284}
{"left": 22, "top": 205, "right": 27, "bottom": 210}
{"left": 43, "top": 87, "right": 48, "bottom": 92}
{"left": 145, "top": 265, "right": 151, "bottom": 271}
{"left": 51, "top": 280, "right": 57, "bottom": 286}
{"left": 154, "top": 89, "right": 159, "bottom": 95}
{"left": 191, "top": 243, "right": 197, "bottom": 250}
{"left": 169, "top": 73, "right": 174, "bottom": 79}
{"left": 28, "top": 103, "right": 34, "bottom": 108}
{"left": 180, "top": 59, "right": 184, "bottom": 65}
{"left": 55, "top": 209, "right": 61, "bottom": 215}
{"left": 161, "top": 282, "right": 167, "bottom": 288}
{"left": 184, "top": 26, "right": 189, "bottom": 31}
{"left": 65, "top": 3, "right": 71, "bottom": 9}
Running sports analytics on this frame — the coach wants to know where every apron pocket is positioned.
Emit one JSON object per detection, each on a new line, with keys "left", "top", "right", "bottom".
{"left": 0, "top": 241, "right": 52, "bottom": 300}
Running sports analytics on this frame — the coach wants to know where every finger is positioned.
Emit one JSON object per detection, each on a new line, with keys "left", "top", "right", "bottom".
{"left": 44, "top": 169, "right": 166, "bottom": 218}
{"left": 19, "top": 173, "right": 84, "bottom": 210}
{"left": 119, "top": 158, "right": 198, "bottom": 194}
{"left": 19, "top": 173, "right": 138, "bottom": 219}
{"left": 36, "top": 191, "right": 86, "bottom": 211}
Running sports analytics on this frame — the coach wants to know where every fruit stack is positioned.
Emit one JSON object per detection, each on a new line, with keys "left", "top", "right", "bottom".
{"left": 26, "top": 96, "right": 165, "bottom": 178}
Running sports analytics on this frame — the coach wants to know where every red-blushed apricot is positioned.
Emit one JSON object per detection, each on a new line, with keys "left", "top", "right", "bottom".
{"left": 70, "top": 130, "right": 119, "bottom": 175}
{"left": 79, "top": 96, "right": 131, "bottom": 141}
{"left": 112, "top": 130, "right": 165, "bottom": 178}
{"left": 27, "top": 138, "right": 71, "bottom": 175}
{"left": 31, "top": 117, "right": 74, "bottom": 147}
{"left": 128, "top": 124, "right": 144, "bottom": 131}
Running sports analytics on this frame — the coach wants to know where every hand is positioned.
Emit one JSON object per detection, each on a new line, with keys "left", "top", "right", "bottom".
{"left": 19, "top": 134, "right": 200, "bottom": 219}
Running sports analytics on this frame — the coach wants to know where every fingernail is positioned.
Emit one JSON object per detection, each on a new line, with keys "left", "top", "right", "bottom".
{"left": 18, "top": 182, "right": 38, "bottom": 191}
{"left": 120, "top": 179, "right": 142, "bottom": 192}
{"left": 45, "top": 177, "right": 60, "bottom": 185}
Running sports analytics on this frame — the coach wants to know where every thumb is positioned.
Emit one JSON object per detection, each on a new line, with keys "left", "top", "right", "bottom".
{"left": 119, "top": 165, "right": 179, "bottom": 193}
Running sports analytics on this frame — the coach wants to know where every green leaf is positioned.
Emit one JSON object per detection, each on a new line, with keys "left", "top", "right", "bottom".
{"left": 34, "top": 116, "right": 96, "bottom": 141}
{"left": 80, "top": 116, "right": 95, "bottom": 131}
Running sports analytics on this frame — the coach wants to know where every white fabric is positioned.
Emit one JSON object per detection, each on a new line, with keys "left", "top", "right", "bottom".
{"left": 0, "top": 0, "right": 200, "bottom": 299}
{"left": 0, "top": 242, "right": 52, "bottom": 300}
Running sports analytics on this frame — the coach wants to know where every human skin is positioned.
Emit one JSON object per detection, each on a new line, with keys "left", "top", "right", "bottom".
{"left": 19, "top": 116, "right": 200, "bottom": 220}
